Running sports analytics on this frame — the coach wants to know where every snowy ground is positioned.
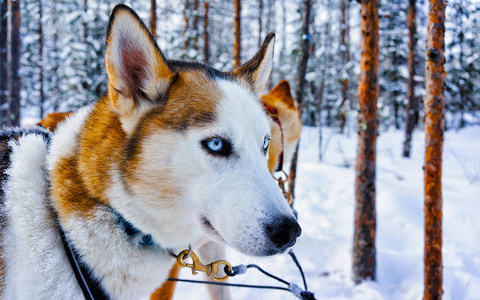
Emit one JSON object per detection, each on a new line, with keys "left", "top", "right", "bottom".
{"left": 174, "top": 125, "right": 480, "bottom": 300}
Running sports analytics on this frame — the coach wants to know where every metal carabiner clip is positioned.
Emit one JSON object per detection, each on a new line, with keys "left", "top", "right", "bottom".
{"left": 177, "top": 250, "right": 233, "bottom": 282}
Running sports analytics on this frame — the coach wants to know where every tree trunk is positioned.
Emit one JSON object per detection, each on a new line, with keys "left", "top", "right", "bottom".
{"left": 52, "top": 0, "right": 59, "bottom": 111}
{"left": 258, "top": 0, "right": 263, "bottom": 48}
{"left": 353, "top": 0, "right": 379, "bottom": 284}
{"left": 288, "top": 142, "right": 300, "bottom": 199}
{"left": 183, "top": 0, "right": 191, "bottom": 54}
{"left": 82, "top": 0, "right": 88, "bottom": 91}
{"left": 149, "top": 0, "right": 157, "bottom": 37}
{"left": 278, "top": 0, "right": 286, "bottom": 80}
{"left": 294, "top": 0, "right": 311, "bottom": 106}
{"left": 233, "top": 0, "right": 241, "bottom": 68}
{"left": 266, "top": 0, "right": 276, "bottom": 91}
{"left": 311, "top": 81, "right": 324, "bottom": 161}
{"left": 316, "top": 0, "right": 331, "bottom": 161}
{"left": 0, "top": 0, "right": 7, "bottom": 127}
{"left": 192, "top": 0, "right": 199, "bottom": 52}
{"left": 38, "top": 0, "right": 45, "bottom": 119}
{"left": 288, "top": 0, "right": 312, "bottom": 199}
{"left": 339, "top": 0, "right": 350, "bottom": 134}
{"left": 6, "top": 0, "right": 21, "bottom": 127}
{"left": 203, "top": 0, "right": 209, "bottom": 65}
{"left": 424, "top": 0, "right": 446, "bottom": 298}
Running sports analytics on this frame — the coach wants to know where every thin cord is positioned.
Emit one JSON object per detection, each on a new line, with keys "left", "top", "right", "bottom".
{"left": 167, "top": 278, "right": 291, "bottom": 292}
{"left": 289, "top": 250, "right": 308, "bottom": 291}
{"left": 245, "top": 264, "right": 290, "bottom": 286}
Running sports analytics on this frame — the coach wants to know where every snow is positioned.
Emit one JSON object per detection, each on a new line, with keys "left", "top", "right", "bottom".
{"left": 173, "top": 125, "right": 480, "bottom": 300}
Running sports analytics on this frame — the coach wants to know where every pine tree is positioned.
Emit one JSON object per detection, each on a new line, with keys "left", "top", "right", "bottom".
{"left": 233, "top": 0, "right": 241, "bottom": 67}
{"left": 149, "top": 0, "right": 157, "bottom": 38}
{"left": 192, "top": 0, "right": 199, "bottom": 52}
{"left": 0, "top": 0, "right": 8, "bottom": 127}
{"left": 379, "top": 0, "right": 408, "bottom": 129}
{"left": 289, "top": 0, "right": 312, "bottom": 199}
{"left": 202, "top": 0, "right": 209, "bottom": 65}
{"left": 403, "top": 0, "right": 418, "bottom": 157}
{"left": 258, "top": 0, "right": 263, "bottom": 48}
{"left": 7, "top": 0, "right": 21, "bottom": 126}
{"left": 338, "top": 0, "right": 351, "bottom": 134}
{"left": 424, "top": 0, "right": 446, "bottom": 298}
{"left": 445, "top": 0, "right": 480, "bottom": 128}
{"left": 353, "top": 0, "right": 379, "bottom": 284}
{"left": 38, "top": 0, "right": 45, "bottom": 118}
{"left": 183, "top": 0, "right": 191, "bottom": 57}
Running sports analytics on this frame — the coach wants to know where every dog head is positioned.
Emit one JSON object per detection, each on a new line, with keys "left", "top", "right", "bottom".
{"left": 261, "top": 80, "right": 302, "bottom": 173}
{"left": 105, "top": 5, "right": 300, "bottom": 256}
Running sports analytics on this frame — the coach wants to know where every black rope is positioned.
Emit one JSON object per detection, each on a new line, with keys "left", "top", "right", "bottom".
{"left": 167, "top": 278, "right": 291, "bottom": 292}
{"left": 225, "top": 264, "right": 290, "bottom": 286}
{"left": 289, "top": 250, "right": 308, "bottom": 291}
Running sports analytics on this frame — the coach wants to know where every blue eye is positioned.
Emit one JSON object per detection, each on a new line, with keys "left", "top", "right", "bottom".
{"left": 263, "top": 137, "right": 270, "bottom": 151}
{"left": 207, "top": 138, "right": 223, "bottom": 152}
{"left": 201, "top": 137, "right": 232, "bottom": 157}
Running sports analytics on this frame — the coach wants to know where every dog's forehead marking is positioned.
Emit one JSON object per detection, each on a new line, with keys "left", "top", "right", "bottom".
{"left": 215, "top": 79, "right": 271, "bottom": 143}
{"left": 155, "top": 70, "right": 222, "bottom": 131}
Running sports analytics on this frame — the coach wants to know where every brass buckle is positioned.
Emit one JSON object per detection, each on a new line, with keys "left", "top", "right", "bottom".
{"left": 176, "top": 250, "right": 233, "bottom": 282}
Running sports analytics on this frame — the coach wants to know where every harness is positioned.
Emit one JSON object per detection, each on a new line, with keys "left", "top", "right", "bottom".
{"left": 59, "top": 224, "right": 109, "bottom": 300}
{"left": 58, "top": 209, "right": 156, "bottom": 300}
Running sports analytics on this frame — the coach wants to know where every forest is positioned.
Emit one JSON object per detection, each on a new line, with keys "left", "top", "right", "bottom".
{"left": 1, "top": 0, "right": 479, "bottom": 299}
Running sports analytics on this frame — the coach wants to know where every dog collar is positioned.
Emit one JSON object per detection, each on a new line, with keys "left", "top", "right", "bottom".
{"left": 113, "top": 209, "right": 157, "bottom": 246}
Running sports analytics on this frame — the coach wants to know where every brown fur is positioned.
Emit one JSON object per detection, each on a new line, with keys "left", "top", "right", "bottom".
{"left": 149, "top": 264, "right": 180, "bottom": 300}
{"left": 50, "top": 98, "right": 124, "bottom": 221}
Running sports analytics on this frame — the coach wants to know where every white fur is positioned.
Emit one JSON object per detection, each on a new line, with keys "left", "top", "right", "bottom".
{"left": 47, "top": 105, "right": 93, "bottom": 171}
{"left": 2, "top": 134, "right": 83, "bottom": 299}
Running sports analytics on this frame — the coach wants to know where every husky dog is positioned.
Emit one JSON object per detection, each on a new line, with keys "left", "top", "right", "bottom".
{"left": 0, "top": 4, "right": 300, "bottom": 299}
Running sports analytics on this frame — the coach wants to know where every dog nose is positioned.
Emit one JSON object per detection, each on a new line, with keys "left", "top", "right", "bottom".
{"left": 265, "top": 217, "right": 302, "bottom": 249}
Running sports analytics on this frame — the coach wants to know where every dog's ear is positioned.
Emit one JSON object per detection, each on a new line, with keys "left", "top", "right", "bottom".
{"left": 269, "top": 80, "right": 296, "bottom": 108}
{"left": 105, "top": 5, "right": 175, "bottom": 129}
{"left": 231, "top": 33, "right": 275, "bottom": 96}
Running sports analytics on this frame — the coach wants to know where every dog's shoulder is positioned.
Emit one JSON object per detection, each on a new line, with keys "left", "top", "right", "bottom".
{"left": 0, "top": 127, "right": 50, "bottom": 198}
